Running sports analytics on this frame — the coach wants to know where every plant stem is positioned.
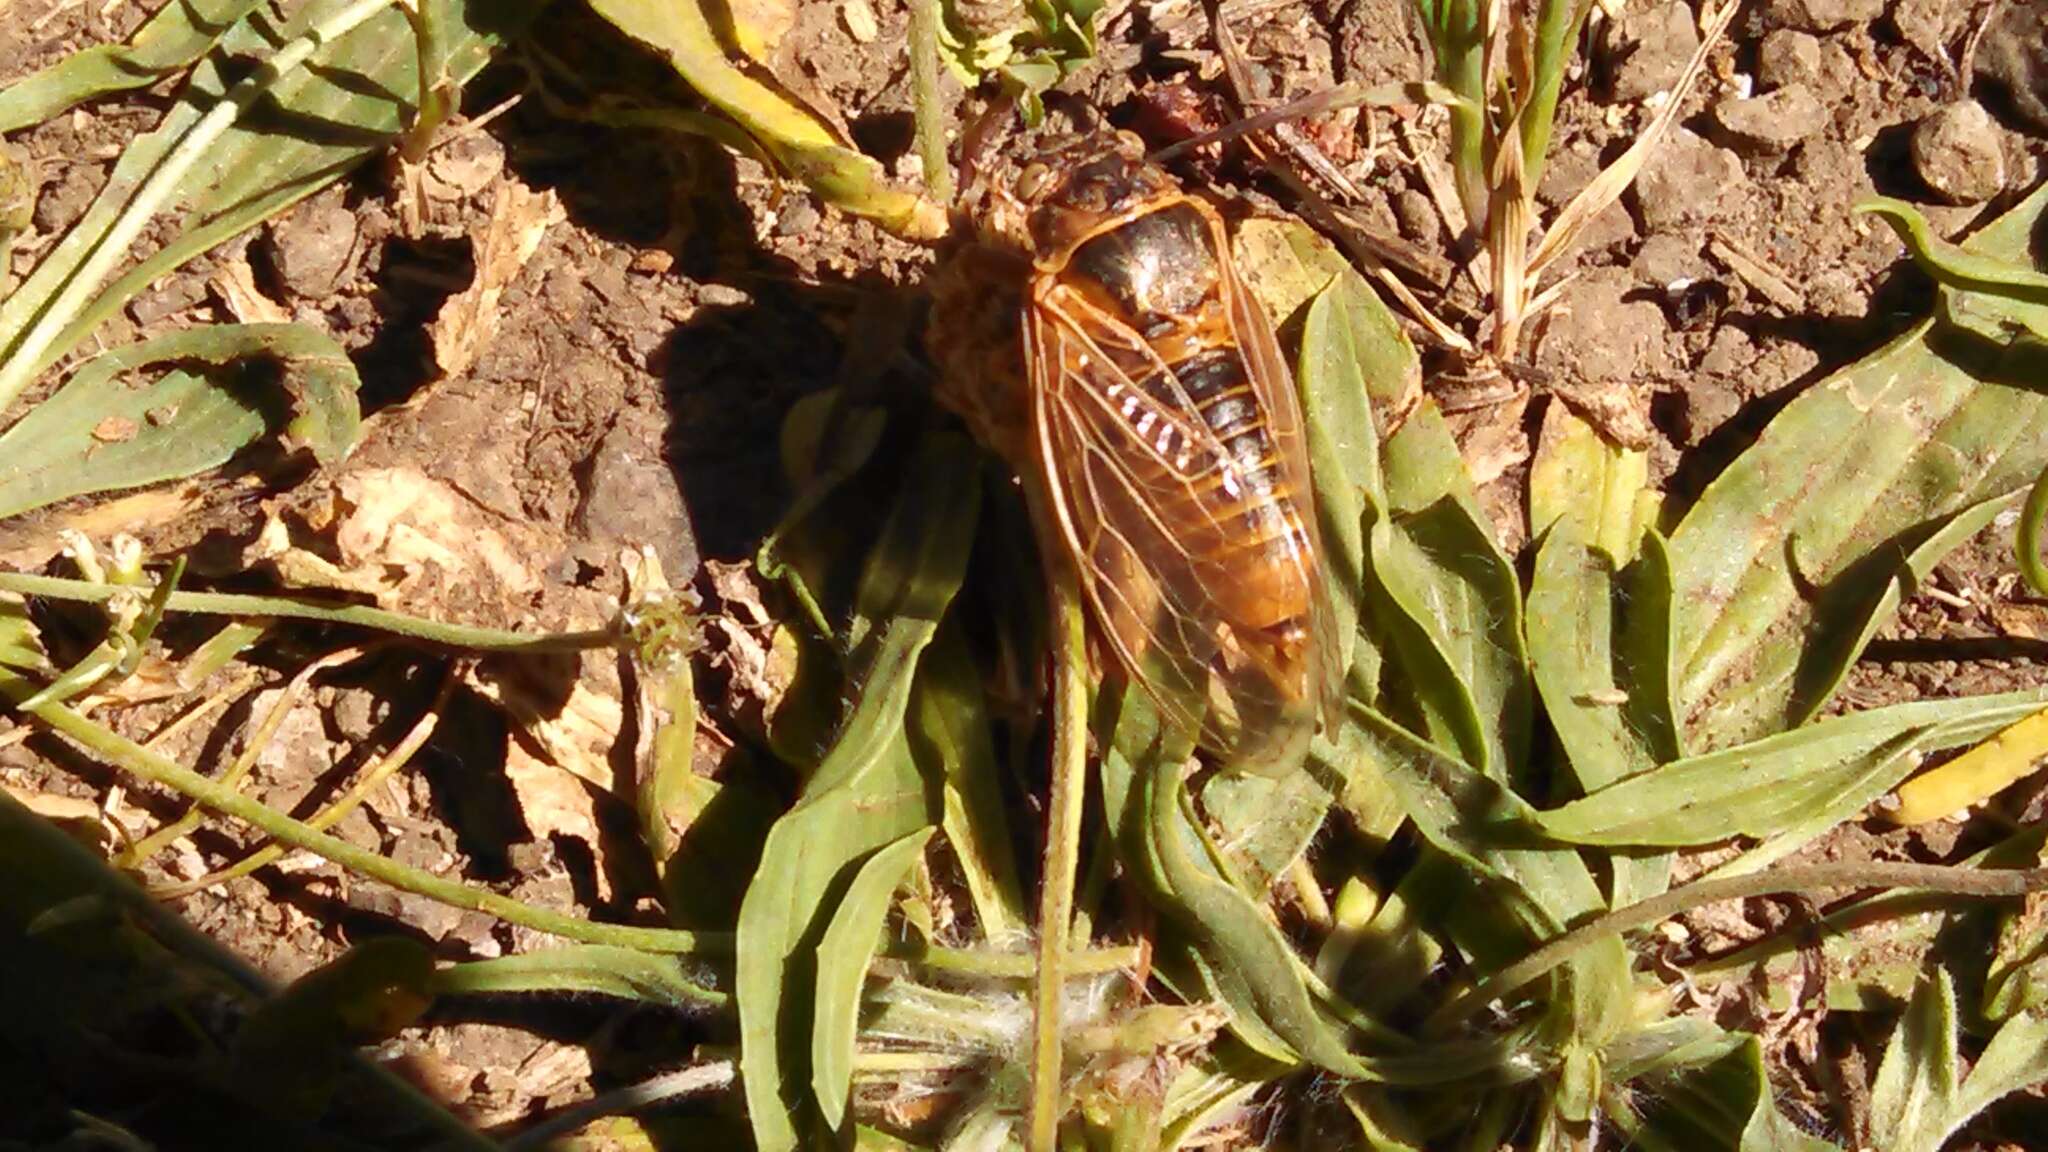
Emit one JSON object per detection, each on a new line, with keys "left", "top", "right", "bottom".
{"left": 1, "top": 667, "right": 723, "bottom": 955}
{"left": 0, "top": 572, "right": 617, "bottom": 652}
{"left": 906, "top": 0, "right": 952, "bottom": 205}
{"left": 119, "top": 644, "right": 375, "bottom": 867}
{"left": 155, "top": 663, "right": 458, "bottom": 897}
{"left": 904, "top": 941, "right": 1143, "bottom": 979}
{"left": 0, "top": 0, "right": 397, "bottom": 414}
{"left": 1028, "top": 565, "right": 1090, "bottom": 1152}
{"left": 1429, "top": 860, "right": 2048, "bottom": 1031}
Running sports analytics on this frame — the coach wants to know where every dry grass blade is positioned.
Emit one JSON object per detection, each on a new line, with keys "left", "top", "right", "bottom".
{"left": 1526, "top": 0, "right": 1739, "bottom": 279}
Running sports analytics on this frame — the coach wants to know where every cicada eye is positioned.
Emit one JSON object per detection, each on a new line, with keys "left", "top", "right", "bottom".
{"left": 1015, "top": 162, "right": 1053, "bottom": 201}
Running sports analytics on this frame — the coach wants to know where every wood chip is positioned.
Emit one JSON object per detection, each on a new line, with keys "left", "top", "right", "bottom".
{"left": 209, "top": 250, "right": 292, "bottom": 325}
{"left": 842, "top": 0, "right": 879, "bottom": 42}
{"left": 429, "top": 179, "right": 561, "bottom": 380}
{"left": 1707, "top": 233, "right": 1806, "bottom": 311}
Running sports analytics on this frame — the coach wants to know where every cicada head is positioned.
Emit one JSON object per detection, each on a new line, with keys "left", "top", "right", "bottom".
{"left": 1013, "top": 131, "right": 1182, "bottom": 268}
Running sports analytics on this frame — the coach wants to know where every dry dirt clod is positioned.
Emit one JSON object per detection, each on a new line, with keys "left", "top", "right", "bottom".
{"left": 573, "top": 414, "right": 700, "bottom": 584}
{"left": 1975, "top": 0, "right": 2048, "bottom": 135}
{"left": 1714, "top": 84, "right": 1830, "bottom": 153}
{"left": 1630, "top": 126, "right": 1745, "bottom": 231}
{"left": 1610, "top": 0, "right": 1701, "bottom": 102}
{"left": 1910, "top": 99, "right": 2007, "bottom": 203}
{"left": 1757, "top": 29, "right": 1825, "bottom": 91}
{"left": 265, "top": 198, "right": 359, "bottom": 300}
{"left": 1763, "top": 0, "right": 1883, "bottom": 32}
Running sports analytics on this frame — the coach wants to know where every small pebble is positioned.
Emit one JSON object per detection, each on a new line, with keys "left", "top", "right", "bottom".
{"left": 1763, "top": 0, "right": 1882, "bottom": 33}
{"left": 1756, "top": 29, "right": 1822, "bottom": 91}
{"left": 265, "top": 199, "right": 358, "bottom": 300}
{"left": 1630, "top": 127, "right": 1744, "bottom": 232}
{"left": 1713, "top": 84, "right": 1829, "bottom": 154}
{"left": 1910, "top": 100, "right": 2006, "bottom": 204}
{"left": 1610, "top": 1, "right": 1700, "bottom": 102}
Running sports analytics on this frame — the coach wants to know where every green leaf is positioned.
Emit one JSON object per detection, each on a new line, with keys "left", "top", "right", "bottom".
{"left": 1869, "top": 970, "right": 1962, "bottom": 1152}
{"left": 427, "top": 946, "right": 724, "bottom": 1008}
{"left": 1534, "top": 689, "right": 2048, "bottom": 847}
{"left": 1526, "top": 407, "right": 1673, "bottom": 905}
{"left": 1369, "top": 400, "right": 1533, "bottom": 782}
{"left": 1870, "top": 969, "right": 2048, "bottom": 1152}
{"left": 812, "top": 828, "right": 934, "bottom": 1133}
{"left": 0, "top": 0, "right": 268, "bottom": 133}
{"left": 911, "top": 625, "right": 1027, "bottom": 941}
{"left": 1614, "top": 1033, "right": 1841, "bottom": 1152}
{"left": 0, "top": 0, "right": 541, "bottom": 405}
{"left": 735, "top": 426, "right": 978, "bottom": 1152}
{"left": 0, "top": 324, "right": 360, "bottom": 521}
{"left": 1671, "top": 184, "right": 2048, "bottom": 750}
{"left": 584, "top": 0, "right": 944, "bottom": 237}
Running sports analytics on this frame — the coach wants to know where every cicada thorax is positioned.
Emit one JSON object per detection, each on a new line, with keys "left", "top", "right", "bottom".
{"left": 931, "top": 129, "right": 1336, "bottom": 771}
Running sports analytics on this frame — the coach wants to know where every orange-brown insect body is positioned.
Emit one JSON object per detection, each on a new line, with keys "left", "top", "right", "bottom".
{"left": 934, "top": 132, "right": 1336, "bottom": 771}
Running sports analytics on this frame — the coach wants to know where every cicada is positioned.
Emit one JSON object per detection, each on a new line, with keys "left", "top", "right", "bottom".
{"left": 930, "top": 130, "right": 1339, "bottom": 772}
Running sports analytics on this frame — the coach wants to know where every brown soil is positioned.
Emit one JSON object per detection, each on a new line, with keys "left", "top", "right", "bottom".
{"left": 1, "top": 0, "right": 2045, "bottom": 1146}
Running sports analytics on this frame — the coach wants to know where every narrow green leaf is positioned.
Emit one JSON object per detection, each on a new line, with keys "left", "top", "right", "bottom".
{"left": 0, "top": 0, "right": 268, "bottom": 133}
{"left": 1347, "top": 703, "right": 1630, "bottom": 1043}
{"left": 1671, "top": 184, "right": 2048, "bottom": 750}
{"left": 1527, "top": 407, "right": 1673, "bottom": 904}
{"left": 1953, "top": 1010, "right": 2048, "bottom": 1131}
{"left": 0, "top": 0, "right": 541, "bottom": 402}
{"left": 911, "top": 625, "right": 1027, "bottom": 942}
{"left": 1613, "top": 1034, "right": 1841, "bottom": 1152}
{"left": 0, "top": 324, "right": 360, "bottom": 521}
{"left": 1535, "top": 689, "right": 2048, "bottom": 847}
{"left": 584, "top": 0, "right": 944, "bottom": 236}
{"left": 427, "top": 945, "right": 724, "bottom": 1008}
{"left": 813, "top": 828, "right": 934, "bottom": 1132}
{"left": 1144, "top": 756, "right": 1370, "bottom": 1077}
{"left": 735, "top": 426, "right": 978, "bottom": 1152}
{"left": 1370, "top": 402, "right": 1533, "bottom": 781}
{"left": 1869, "top": 971, "right": 1962, "bottom": 1152}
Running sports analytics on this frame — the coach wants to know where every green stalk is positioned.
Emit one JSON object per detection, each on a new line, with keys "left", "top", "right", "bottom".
{"left": 1027, "top": 567, "right": 1090, "bottom": 1151}
{"left": 1429, "top": 860, "right": 2048, "bottom": 1032}
{"left": 1, "top": 667, "right": 722, "bottom": 955}
{"left": 0, "top": 572, "right": 617, "bottom": 652}
{"left": 1425, "top": 0, "right": 1490, "bottom": 231}
{"left": 1517, "top": 0, "right": 1594, "bottom": 198}
{"left": 0, "top": 0, "right": 397, "bottom": 415}
{"left": 907, "top": 0, "right": 952, "bottom": 205}
{"left": 154, "top": 666, "right": 457, "bottom": 897}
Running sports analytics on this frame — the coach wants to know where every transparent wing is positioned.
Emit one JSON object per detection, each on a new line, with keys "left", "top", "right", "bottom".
{"left": 1027, "top": 274, "right": 1335, "bottom": 767}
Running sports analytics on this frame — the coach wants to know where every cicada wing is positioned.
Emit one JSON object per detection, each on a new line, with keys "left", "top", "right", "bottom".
{"left": 1028, "top": 288, "right": 1328, "bottom": 770}
{"left": 1027, "top": 304, "right": 1216, "bottom": 747}
{"left": 1220, "top": 256, "right": 1347, "bottom": 734}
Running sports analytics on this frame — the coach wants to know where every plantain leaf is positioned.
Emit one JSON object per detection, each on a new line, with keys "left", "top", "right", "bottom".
{"left": 0, "top": 0, "right": 542, "bottom": 400}
{"left": 910, "top": 624, "right": 1028, "bottom": 942}
{"left": 1868, "top": 967, "right": 2048, "bottom": 1152}
{"left": 735, "top": 426, "right": 978, "bottom": 1152}
{"left": 812, "top": 828, "right": 933, "bottom": 1133}
{"left": 427, "top": 945, "right": 724, "bottom": 1008}
{"left": 0, "top": 0, "right": 268, "bottom": 133}
{"left": 1349, "top": 703, "right": 1629, "bottom": 1044}
{"left": 0, "top": 324, "right": 360, "bottom": 521}
{"left": 584, "top": 0, "right": 945, "bottom": 237}
{"left": 1670, "top": 184, "right": 2048, "bottom": 751}
{"left": 1526, "top": 405, "right": 1673, "bottom": 905}
{"left": 1614, "top": 1033, "right": 1841, "bottom": 1152}
{"left": 1869, "top": 970, "right": 1962, "bottom": 1152}
{"left": 1534, "top": 688, "right": 2048, "bottom": 847}
{"left": 1369, "top": 400, "right": 1533, "bottom": 782}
